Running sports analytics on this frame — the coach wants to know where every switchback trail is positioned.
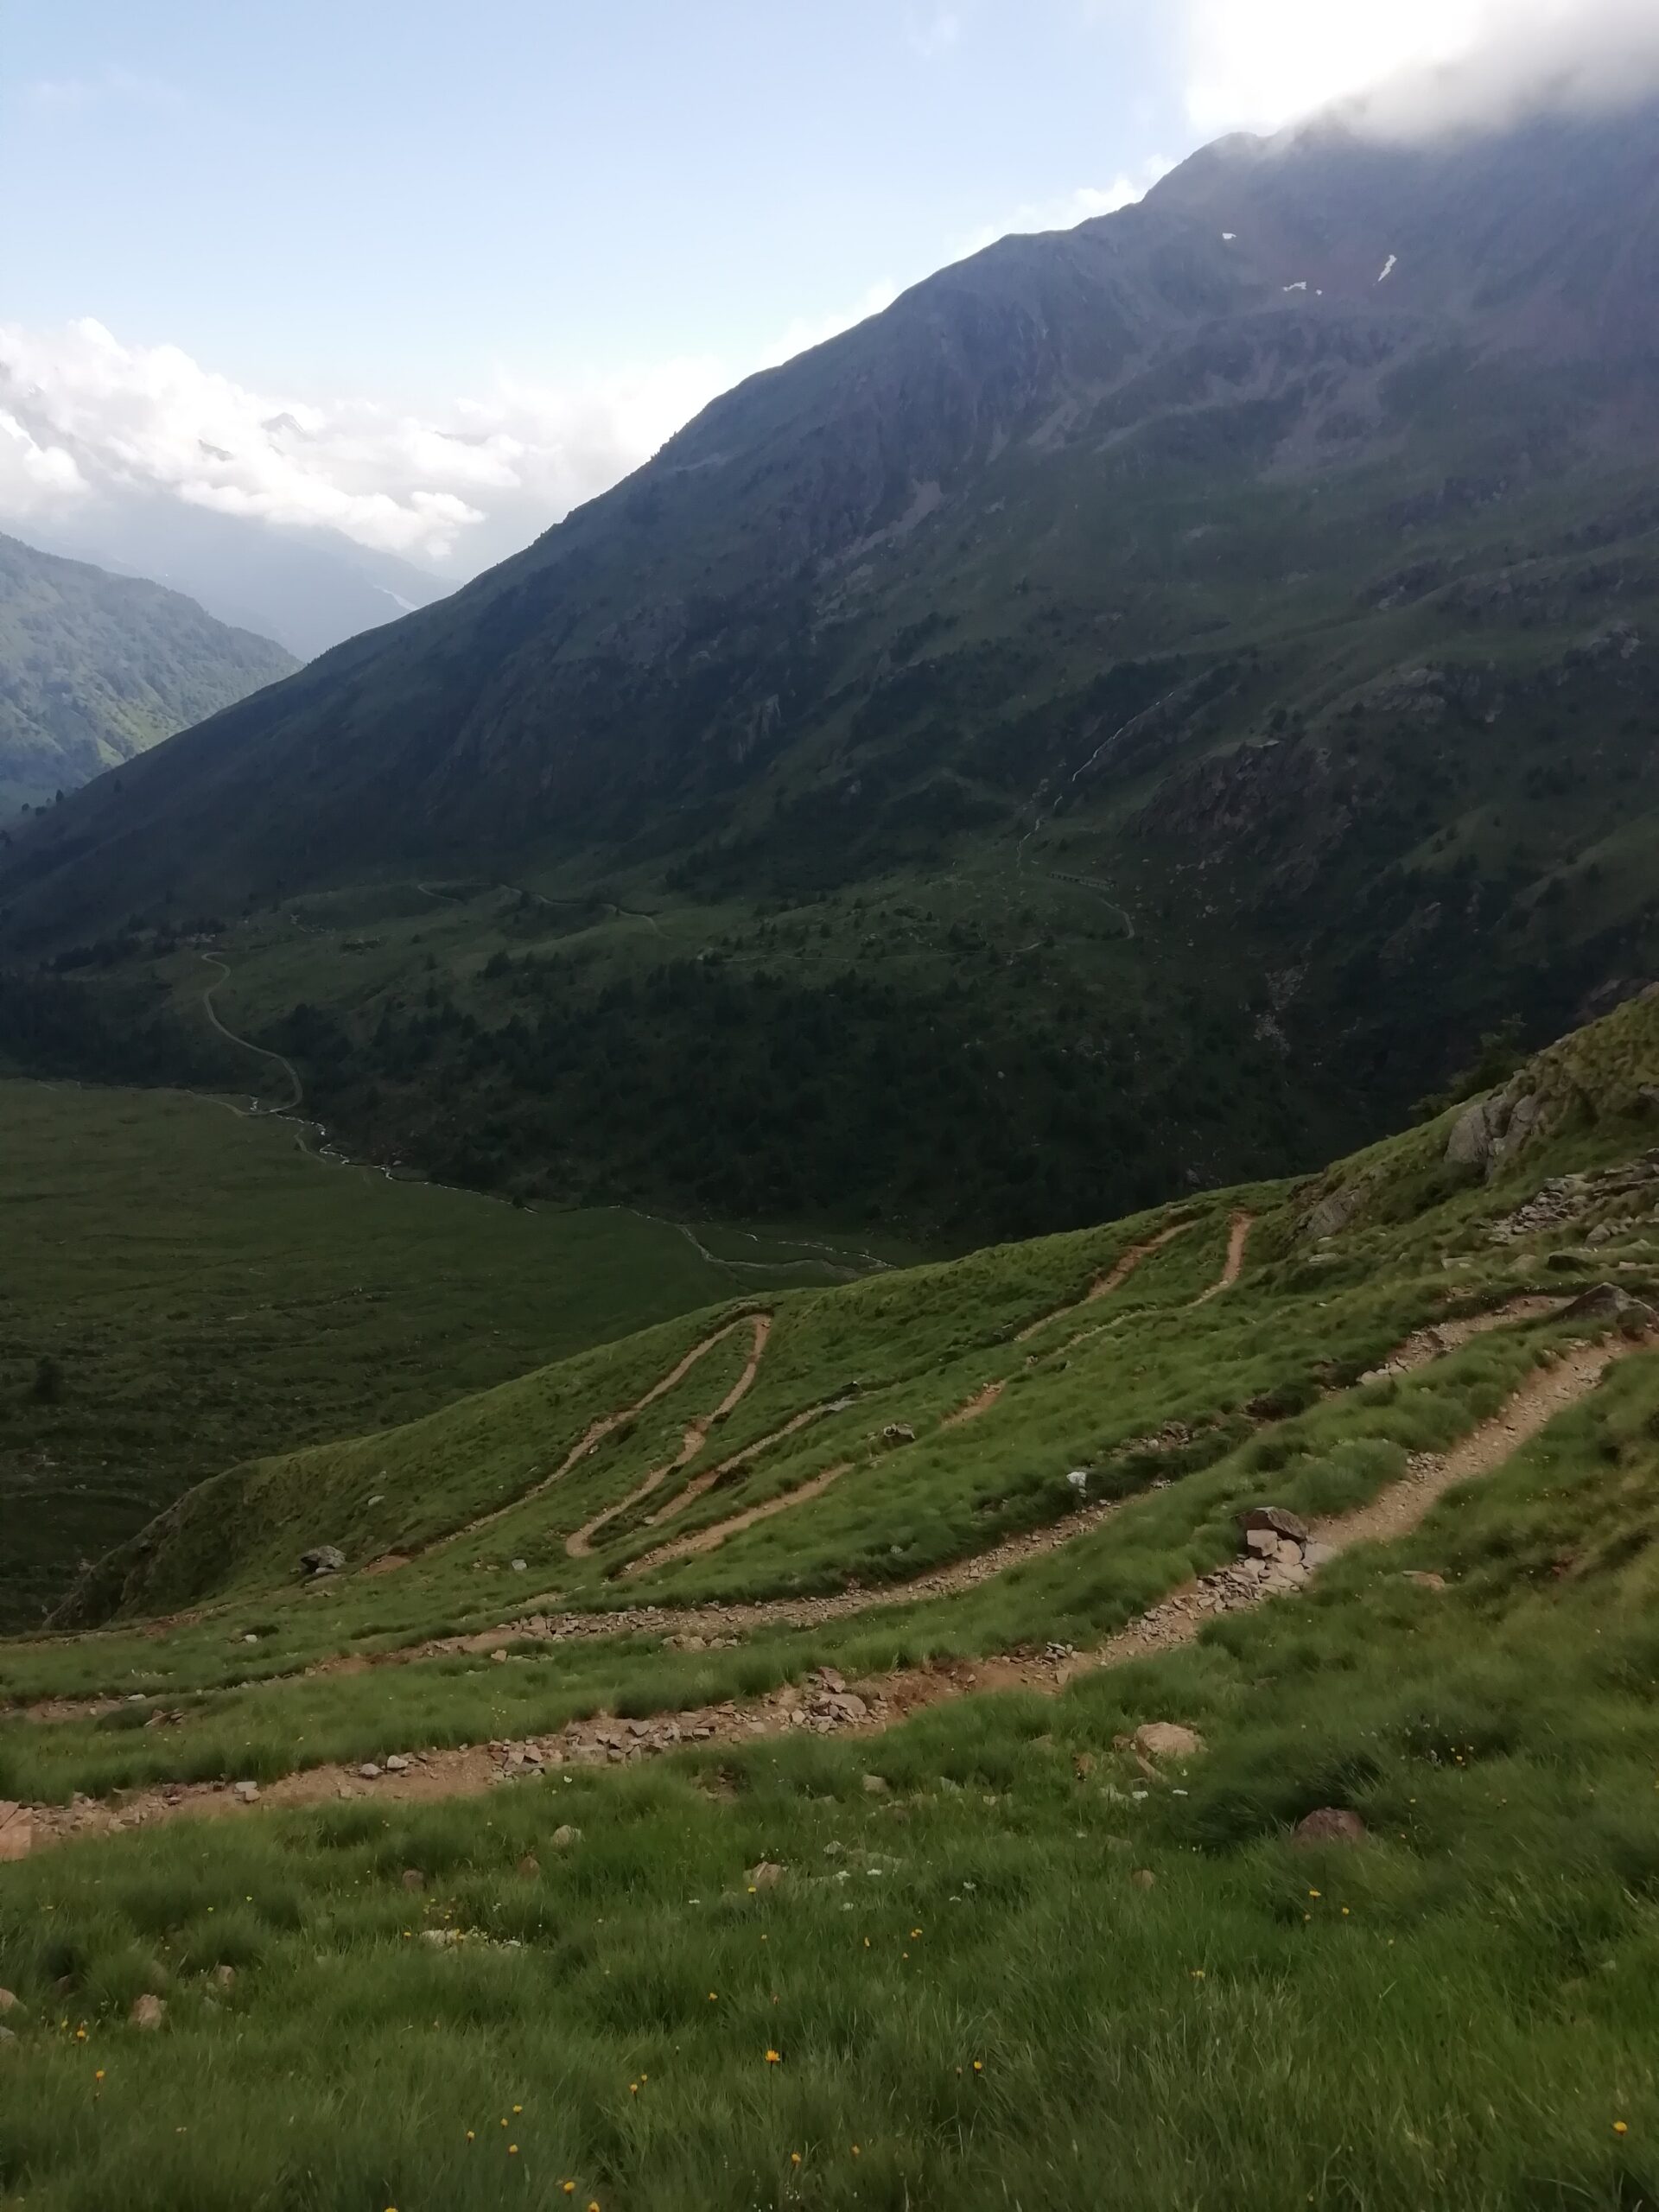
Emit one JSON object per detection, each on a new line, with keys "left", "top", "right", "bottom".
{"left": 10, "top": 1292, "right": 1567, "bottom": 1706}
{"left": 1014, "top": 1221, "right": 1196, "bottom": 1344}
{"left": 563, "top": 1314, "right": 772, "bottom": 1558}
{"left": 10, "top": 1321, "right": 1636, "bottom": 1854}
{"left": 199, "top": 957, "right": 303, "bottom": 1113}
{"left": 1192, "top": 1210, "right": 1253, "bottom": 1307}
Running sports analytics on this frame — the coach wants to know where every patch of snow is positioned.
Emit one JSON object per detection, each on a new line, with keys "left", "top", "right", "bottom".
{"left": 1377, "top": 253, "right": 1398, "bottom": 283}
{"left": 1282, "top": 281, "right": 1307, "bottom": 293}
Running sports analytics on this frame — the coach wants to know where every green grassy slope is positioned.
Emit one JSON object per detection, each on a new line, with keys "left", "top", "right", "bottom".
{"left": 0, "top": 1079, "right": 869, "bottom": 1632}
{"left": 0, "top": 1000, "right": 1657, "bottom": 2208}
{"left": 0, "top": 532, "right": 296, "bottom": 810}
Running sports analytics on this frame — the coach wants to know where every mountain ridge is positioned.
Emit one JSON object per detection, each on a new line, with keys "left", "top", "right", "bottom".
{"left": 3, "top": 96, "right": 1656, "bottom": 1240}
{"left": 0, "top": 530, "right": 296, "bottom": 813}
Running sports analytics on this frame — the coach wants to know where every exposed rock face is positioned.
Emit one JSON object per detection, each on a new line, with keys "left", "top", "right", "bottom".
{"left": 298, "top": 1545, "right": 345, "bottom": 1579}
{"left": 1446, "top": 1084, "right": 1544, "bottom": 1177}
{"left": 1300, "top": 1174, "right": 1380, "bottom": 1241}
{"left": 1559, "top": 1283, "right": 1657, "bottom": 1335}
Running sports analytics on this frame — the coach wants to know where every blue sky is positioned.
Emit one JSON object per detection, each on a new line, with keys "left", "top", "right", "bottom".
{"left": 6, "top": 2, "right": 1185, "bottom": 398}
{"left": 0, "top": 0, "right": 1634, "bottom": 579}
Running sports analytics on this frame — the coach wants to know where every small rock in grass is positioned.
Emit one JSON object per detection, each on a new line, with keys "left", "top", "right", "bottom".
{"left": 358, "top": 1764, "right": 381, "bottom": 1782}
{"left": 385, "top": 1754, "right": 410, "bottom": 1774}
{"left": 232, "top": 1780, "right": 260, "bottom": 1804}
{"left": 400, "top": 1868, "right": 425, "bottom": 1893}
{"left": 861, "top": 1774, "right": 890, "bottom": 1796}
{"left": 1130, "top": 1869, "right": 1157, "bottom": 1891}
{"left": 1238, "top": 1506, "right": 1310, "bottom": 1547}
{"left": 491, "top": 1649, "right": 508, "bottom": 1666}
{"left": 517, "top": 1854, "right": 540, "bottom": 1879}
{"left": 421, "top": 1929, "right": 461, "bottom": 1948}
{"left": 0, "top": 2027, "right": 16, "bottom": 2050}
{"left": 1403, "top": 1570, "right": 1446, "bottom": 1592}
{"left": 0, "top": 1990, "right": 18, "bottom": 2014}
{"left": 747, "top": 1861, "right": 785, "bottom": 1891}
{"left": 297, "top": 1545, "right": 345, "bottom": 1580}
{"left": 1132, "top": 1722, "right": 1205, "bottom": 1763}
{"left": 1293, "top": 1808, "right": 1368, "bottom": 1846}
{"left": 510, "top": 1558, "right": 528, "bottom": 1573}
{"left": 130, "top": 1995, "right": 166, "bottom": 2031}
{"left": 213, "top": 1964, "right": 236, "bottom": 1990}
{"left": 551, "top": 1823, "right": 582, "bottom": 1849}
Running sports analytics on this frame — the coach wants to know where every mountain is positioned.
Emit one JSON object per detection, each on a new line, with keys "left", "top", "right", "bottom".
{"left": 6, "top": 988, "right": 1659, "bottom": 2209}
{"left": 22, "top": 496, "right": 454, "bottom": 659}
{"left": 3, "top": 96, "right": 1659, "bottom": 1237}
{"left": 0, "top": 531, "right": 296, "bottom": 812}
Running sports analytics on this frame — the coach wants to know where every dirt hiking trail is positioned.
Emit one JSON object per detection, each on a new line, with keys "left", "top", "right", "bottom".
{"left": 1014, "top": 1222, "right": 1194, "bottom": 1344}
{"left": 9, "top": 1328, "right": 1639, "bottom": 1858}
{"left": 563, "top": 1314, "right": 772, "bottom": 1558}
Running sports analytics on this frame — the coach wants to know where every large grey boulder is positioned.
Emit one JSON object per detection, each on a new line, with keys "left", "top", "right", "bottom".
{"left": 1446, "top": 1084, "right": 1544, "bottom": 1179}
{"left": 298, "top": 1545, "right": 346, "bottom": 1579}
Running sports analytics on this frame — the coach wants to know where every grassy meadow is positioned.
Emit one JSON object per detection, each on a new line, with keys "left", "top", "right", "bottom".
{"left": 0, "top": 994, "right": 1656, "bottom": 2208}
{"left": 3, "top": 1358, "right": 1659, "bottom": 2210}
{"left": 0, "top": 1079, "right": 865, "bottom": 1631}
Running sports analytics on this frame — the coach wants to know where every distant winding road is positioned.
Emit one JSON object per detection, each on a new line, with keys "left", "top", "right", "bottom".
{"left": 200, "top": 955, "right": 304, "bottom": 1113}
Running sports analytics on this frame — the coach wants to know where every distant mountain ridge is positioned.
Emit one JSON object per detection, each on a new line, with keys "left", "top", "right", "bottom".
{"left": 20, "top": 501, "right": 453, "bottom": 661}
{"left": 0, "top": 531, "right": 296, "bottom": 812}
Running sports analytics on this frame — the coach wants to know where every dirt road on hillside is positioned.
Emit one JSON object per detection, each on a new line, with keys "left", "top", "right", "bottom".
{"left": 10, "top": 1327, "right": 1639, "bottom": 1857}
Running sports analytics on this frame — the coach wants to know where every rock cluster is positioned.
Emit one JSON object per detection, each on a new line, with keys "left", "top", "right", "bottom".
{"left": 1488, "top": 1151, "right": 1659, "bottom": 1242}
{"left": 482, "top": 1667, "right": 887, "bottom": 1781}
{"left": 1118, "top": 1510, "right": 1325, "bottom": 1654}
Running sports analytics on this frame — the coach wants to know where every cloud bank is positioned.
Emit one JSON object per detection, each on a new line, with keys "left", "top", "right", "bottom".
{"left": 1180, "top": 0, "right": 1659, "bottom": 136}
{"left": 0, "top": 282, "right": 918, "bottom": 582}
{"left": 0, "top": 319, "right": 733, "bottom": 576}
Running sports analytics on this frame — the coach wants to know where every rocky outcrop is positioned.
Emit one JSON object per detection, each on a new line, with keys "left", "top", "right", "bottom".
{"left": 1446, "top": 1084, "right": 1545, "bottom": 1177}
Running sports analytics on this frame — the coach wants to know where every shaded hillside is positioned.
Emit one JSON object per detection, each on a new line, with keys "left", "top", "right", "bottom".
{"left": 0, "top": 532, "right": 296, "bottom": 810}
{"left": 3, "top": 97, "right": 1658, "bottom": 1236}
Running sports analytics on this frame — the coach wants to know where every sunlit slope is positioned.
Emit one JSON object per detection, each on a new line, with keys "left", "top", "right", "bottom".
{"left": 56, "top": 988, "right": 1658, "bottom": 1667}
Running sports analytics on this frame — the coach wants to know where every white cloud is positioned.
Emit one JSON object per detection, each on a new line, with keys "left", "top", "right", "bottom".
{"left": 0, "top": 318, "right": 733, "bottom": 574}
{"left": 1177, "top": 0, "right": 1659, "bottom": 135}
{"left": 22, "top": 68, "right": 186, "bottom": 117}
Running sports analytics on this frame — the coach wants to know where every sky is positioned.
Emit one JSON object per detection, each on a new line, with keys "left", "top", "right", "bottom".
{"left": 3, "top": 0, "right": 1656, "bottom": 582}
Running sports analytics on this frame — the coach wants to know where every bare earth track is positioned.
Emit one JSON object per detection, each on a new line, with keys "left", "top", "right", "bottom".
{"left": 4, "top": 1321, "right": 1635, "bottom": 1859}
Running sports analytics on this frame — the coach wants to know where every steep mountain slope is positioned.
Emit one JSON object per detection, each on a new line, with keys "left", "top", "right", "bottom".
{"left": 3, "top": 97, "right": 1658, "bottom": 1236}
{"left": 1, "top": 998, "right": 1656, "bottom": 2209}
{"left": 0, "top": 531, "right": 296, "bottom": 810}
{"left": 48, "top": 984, "right": 1659, "bottom": 1632}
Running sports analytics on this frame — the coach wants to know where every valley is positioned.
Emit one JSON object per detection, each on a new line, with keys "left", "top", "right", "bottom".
{"left": 3, "top": 55, "right": 1659, "bottom": 2212}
